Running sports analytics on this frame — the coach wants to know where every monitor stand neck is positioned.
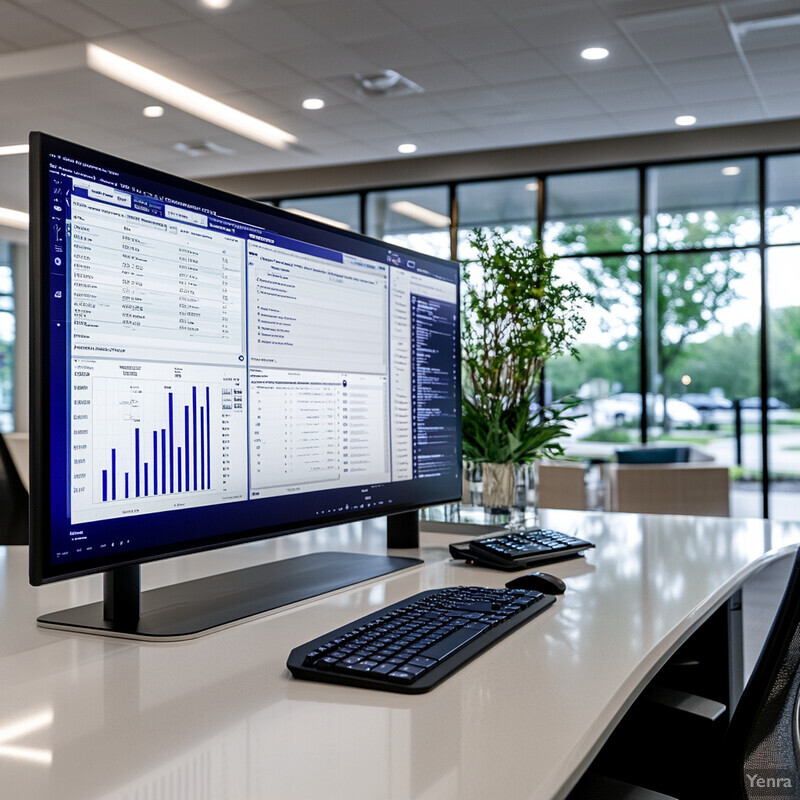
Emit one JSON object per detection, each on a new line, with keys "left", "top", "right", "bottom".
{"left": 386, "top": 509, "right": 419, "bottom": 549}
{"left": 104, "top": 565, "right": 141, "bottom": 631}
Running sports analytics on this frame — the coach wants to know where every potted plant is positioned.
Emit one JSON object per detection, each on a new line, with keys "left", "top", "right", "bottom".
{"left": 460, "top": 227, "right": 589, "bottom": 516}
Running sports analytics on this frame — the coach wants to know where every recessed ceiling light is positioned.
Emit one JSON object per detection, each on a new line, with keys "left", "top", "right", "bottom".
{"left": 302, "top": 98, "right": 325, "bottom": 110}
{"left": 721, "top": 165, "right": 741, "bottom": 176}
{"left": 581, "top": 47, "right": 609, "bottom": 61}
{"left": 397, "top": 143, "right": 417, "bottom": 154}
{"left": 199, "top": 0, "right": 234, "bottom": 9}
{"left": 86, "top": 44, "right": 297, "bottom": 151}
{"left": 0, "top": 144, "right": 28, "bottom": 156}
{"left": 675, "top": 115, "right": 697, "bottom": 127}
{"left": 143, "top": 105, "right": 164, "bottom": 118}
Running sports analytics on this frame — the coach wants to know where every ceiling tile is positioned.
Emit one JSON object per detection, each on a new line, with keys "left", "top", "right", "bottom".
{"left": 401, "top": 61, "right": 486, "bottom": 94}
{"left": 387, "top": 0, "right": 494, "bottom": 28}
{"left": 140, "top": 20, "right": 245, "bottom": 61}
{"left": 34, "top": 0, "right": 123, "bottom": 37}
{"left": 212, "top": 6, "right": 326, "bottom": 53}
{"left": 491, "top": 0, "right": 595, "bottom": 20}
{"left": 497, "top": 75, "right": 593, "bottom": 104}
{"left": 350, "top": 31, "right": 450, "bottom": 69}
{"left": 464, "top": 49, "right": 560, "bottom": 83}
{"left": 426, "top": 19, "right": 531, "bottom": 60}
{"left": 763, "top": 92, "right": 800, "bottom": 118}
{"left": 591, "top": 85, "right": 678, "bottom": 113}
{"left": 284, "top": 0, "right": 409, "bottom": 43}
{"left": 655, "top": 54, "right": 749, "bottom": 82}
{"left": 512, "top": 6, "right": 620, "bottom": 47}
{"left": 616, "top": 3, "right": 722, "bottom": 32}
{"left": 670, "top": 78, "right": 759, "bottom": 105}
{"left": 395, "top": 110, "right": 466, "bottom": 134}
{"left": 74, "top": 0, "right": 190, "bottom": 27}
{"left": 624, "top": 22, "right": 738, "bottom": 63}
{"left": 745, "top": 46, "right": 800, "bottom": 75}
{"left": 269, "top": 44, "right": 377, "bottom": 80}
{"left": 573, "top": 65, "right": 667, "bottom": 94}
{"left": 206, "top": 53, "right": 306, "bottom": 91}
{"left": 0, "top": 1, "right": 74, "bottom": 47}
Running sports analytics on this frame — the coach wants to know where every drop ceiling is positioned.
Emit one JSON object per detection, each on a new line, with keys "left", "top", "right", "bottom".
{"left": 0, "top": 0, "right": 799, "bottom": 224}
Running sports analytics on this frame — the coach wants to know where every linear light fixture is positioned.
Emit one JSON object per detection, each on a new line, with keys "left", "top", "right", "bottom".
{"left": 0, "top": 207, "right": 29, "bottom": 229}
{"left": 283, "top": 208, "right": 351, "bottom": 230}
{"left": 0, "top": 144, "right": 28, "bottom": 156}
{"left": 86, "top": 44, "right": 297, "bottom": 151}
{"left": 390, "top": 201, "right": 450, "bottom": 228}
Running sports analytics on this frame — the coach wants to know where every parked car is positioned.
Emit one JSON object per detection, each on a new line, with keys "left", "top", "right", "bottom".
{"left": 593, "top": 393, "right": 702, "bottom": 427}
{"left": 738, "top": 396, "right": 789, "bottom": 410}
{"left": 682, "top": 393, "right": 733, "bottom": 412}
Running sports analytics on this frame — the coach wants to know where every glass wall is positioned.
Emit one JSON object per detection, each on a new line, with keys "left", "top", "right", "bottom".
{"left": 0, "top": 243, "right": 14, "bottom": 432}
{"left": 544, "top": 169, "right": 641, "bottom": 445}
{"left": 456, "top": 177, "right": 539, "bottom": 259}
{"left": 278, "top": 193, "right": 361, "bottom": 232}
{"left": 765, "top": 247, "right": 800, "bottom": 518}
{"left": 267, "top": 149, "right": 800, "bottom": 519}
{"left": 365, "top": 186, "right": 451, "bottom": 259}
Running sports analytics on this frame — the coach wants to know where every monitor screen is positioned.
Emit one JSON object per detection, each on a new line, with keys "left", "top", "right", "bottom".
{"left": 29, "top": 133, "right": 461, "bottom": 635}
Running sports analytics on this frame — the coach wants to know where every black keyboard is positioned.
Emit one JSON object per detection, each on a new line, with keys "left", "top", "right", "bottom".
{"left": 287, "top": 585, "right": 555, "bottom": 693}
{"left": 449, "top": 527, "right": 595, "bottom": 571}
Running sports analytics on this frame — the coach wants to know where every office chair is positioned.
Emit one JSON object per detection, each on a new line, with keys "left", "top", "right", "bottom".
{"left": 570, "top": 547, "right": 800, "bottom": 799}
{"left": 722, "top": 547, "right": 800, "bottom": 797}
{"left": 615, "top": 446, "right": 690, "bottom": 464}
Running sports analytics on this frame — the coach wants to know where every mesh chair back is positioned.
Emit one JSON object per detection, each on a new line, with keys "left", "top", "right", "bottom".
{"left": 726, "top": 549, "right": 800, "bottom": 798}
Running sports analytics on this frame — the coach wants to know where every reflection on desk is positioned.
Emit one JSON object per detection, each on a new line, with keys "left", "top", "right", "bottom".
{"left": 0, "top": 510, "right": 797, "bottom": 800}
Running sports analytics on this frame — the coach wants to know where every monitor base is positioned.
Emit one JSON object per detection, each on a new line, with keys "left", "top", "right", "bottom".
{"left": 37, "top": 551, "right": 422, "bottom": 641}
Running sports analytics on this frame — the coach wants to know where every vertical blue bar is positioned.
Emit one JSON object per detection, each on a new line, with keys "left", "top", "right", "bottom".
{"left": 144, "top": 463, "right": 148, "bottom": 497}
{"left": 161, "top": 429, "right": 166, "bottom": 495}
{"left": 153, "top": 430, "right": 158, "bottom": 496}
{"left": 178, "top": 447, "right": 182, "bottom": 492}
{"left": 102, "top": 470, "right": 107, "bottom": 502}
{"left": 169, "top": 392, "right": 174, "bottom": 495}
{"left": 111, "top": 448, "right": 117, "bottom": 501}
{"left": 193, "top": 386, "right": 198, "bottom": 491}
{"left": 200, "top": 407, "right": 205, "bottom": 490}
{"left": 184, "top": 406, "right": 190, "bottom": 491}
{"left": 125, "top": 473, "right": 129, "bottom": 499}
{"left": 206, "top": 386, "right": 211, "bottom": 490}
{"left": 135, "top": 428, "right": 141, "bottom": 497}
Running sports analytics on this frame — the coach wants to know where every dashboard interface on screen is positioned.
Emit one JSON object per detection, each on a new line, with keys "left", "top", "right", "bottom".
{"left": 33, "top": 135, "right": 461, "bottom": 582}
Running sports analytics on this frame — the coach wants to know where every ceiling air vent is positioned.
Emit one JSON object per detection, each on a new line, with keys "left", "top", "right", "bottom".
{"left": 352, "top": 70, "right": 424, "bottom": 97}
{"left": 173, "top": 141, "right": 234, "bottom": 157}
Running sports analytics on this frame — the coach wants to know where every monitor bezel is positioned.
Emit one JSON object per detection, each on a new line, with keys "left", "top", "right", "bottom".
{"left": 29, "top": 131, "right": 462, "bottom": 586}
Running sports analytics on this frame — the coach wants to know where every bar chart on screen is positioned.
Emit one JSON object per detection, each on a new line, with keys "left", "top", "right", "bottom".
{"left": 95, "top": 378, "right": 212, "bottom": 502}
{"left": 70, "top": 359, "right": 248, "bottom": 524}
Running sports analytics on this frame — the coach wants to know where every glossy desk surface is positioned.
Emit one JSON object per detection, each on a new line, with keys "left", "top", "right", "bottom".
{"left": 2, "top": 509, "right": 799, "bottom": 800}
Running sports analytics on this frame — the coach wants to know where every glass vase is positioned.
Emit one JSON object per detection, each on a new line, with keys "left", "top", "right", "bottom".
{"left": 479, "top": 462, "right": 538, "bottom": 529}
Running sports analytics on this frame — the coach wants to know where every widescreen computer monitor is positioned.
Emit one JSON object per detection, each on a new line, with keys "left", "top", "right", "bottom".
{"left": 29, "top": 132, "right": 462, "bottom": 639}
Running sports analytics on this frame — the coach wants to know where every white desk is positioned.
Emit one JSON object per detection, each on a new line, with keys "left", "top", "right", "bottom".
{"left": 1, "top": 509, "right": 799, "bottom": 800}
